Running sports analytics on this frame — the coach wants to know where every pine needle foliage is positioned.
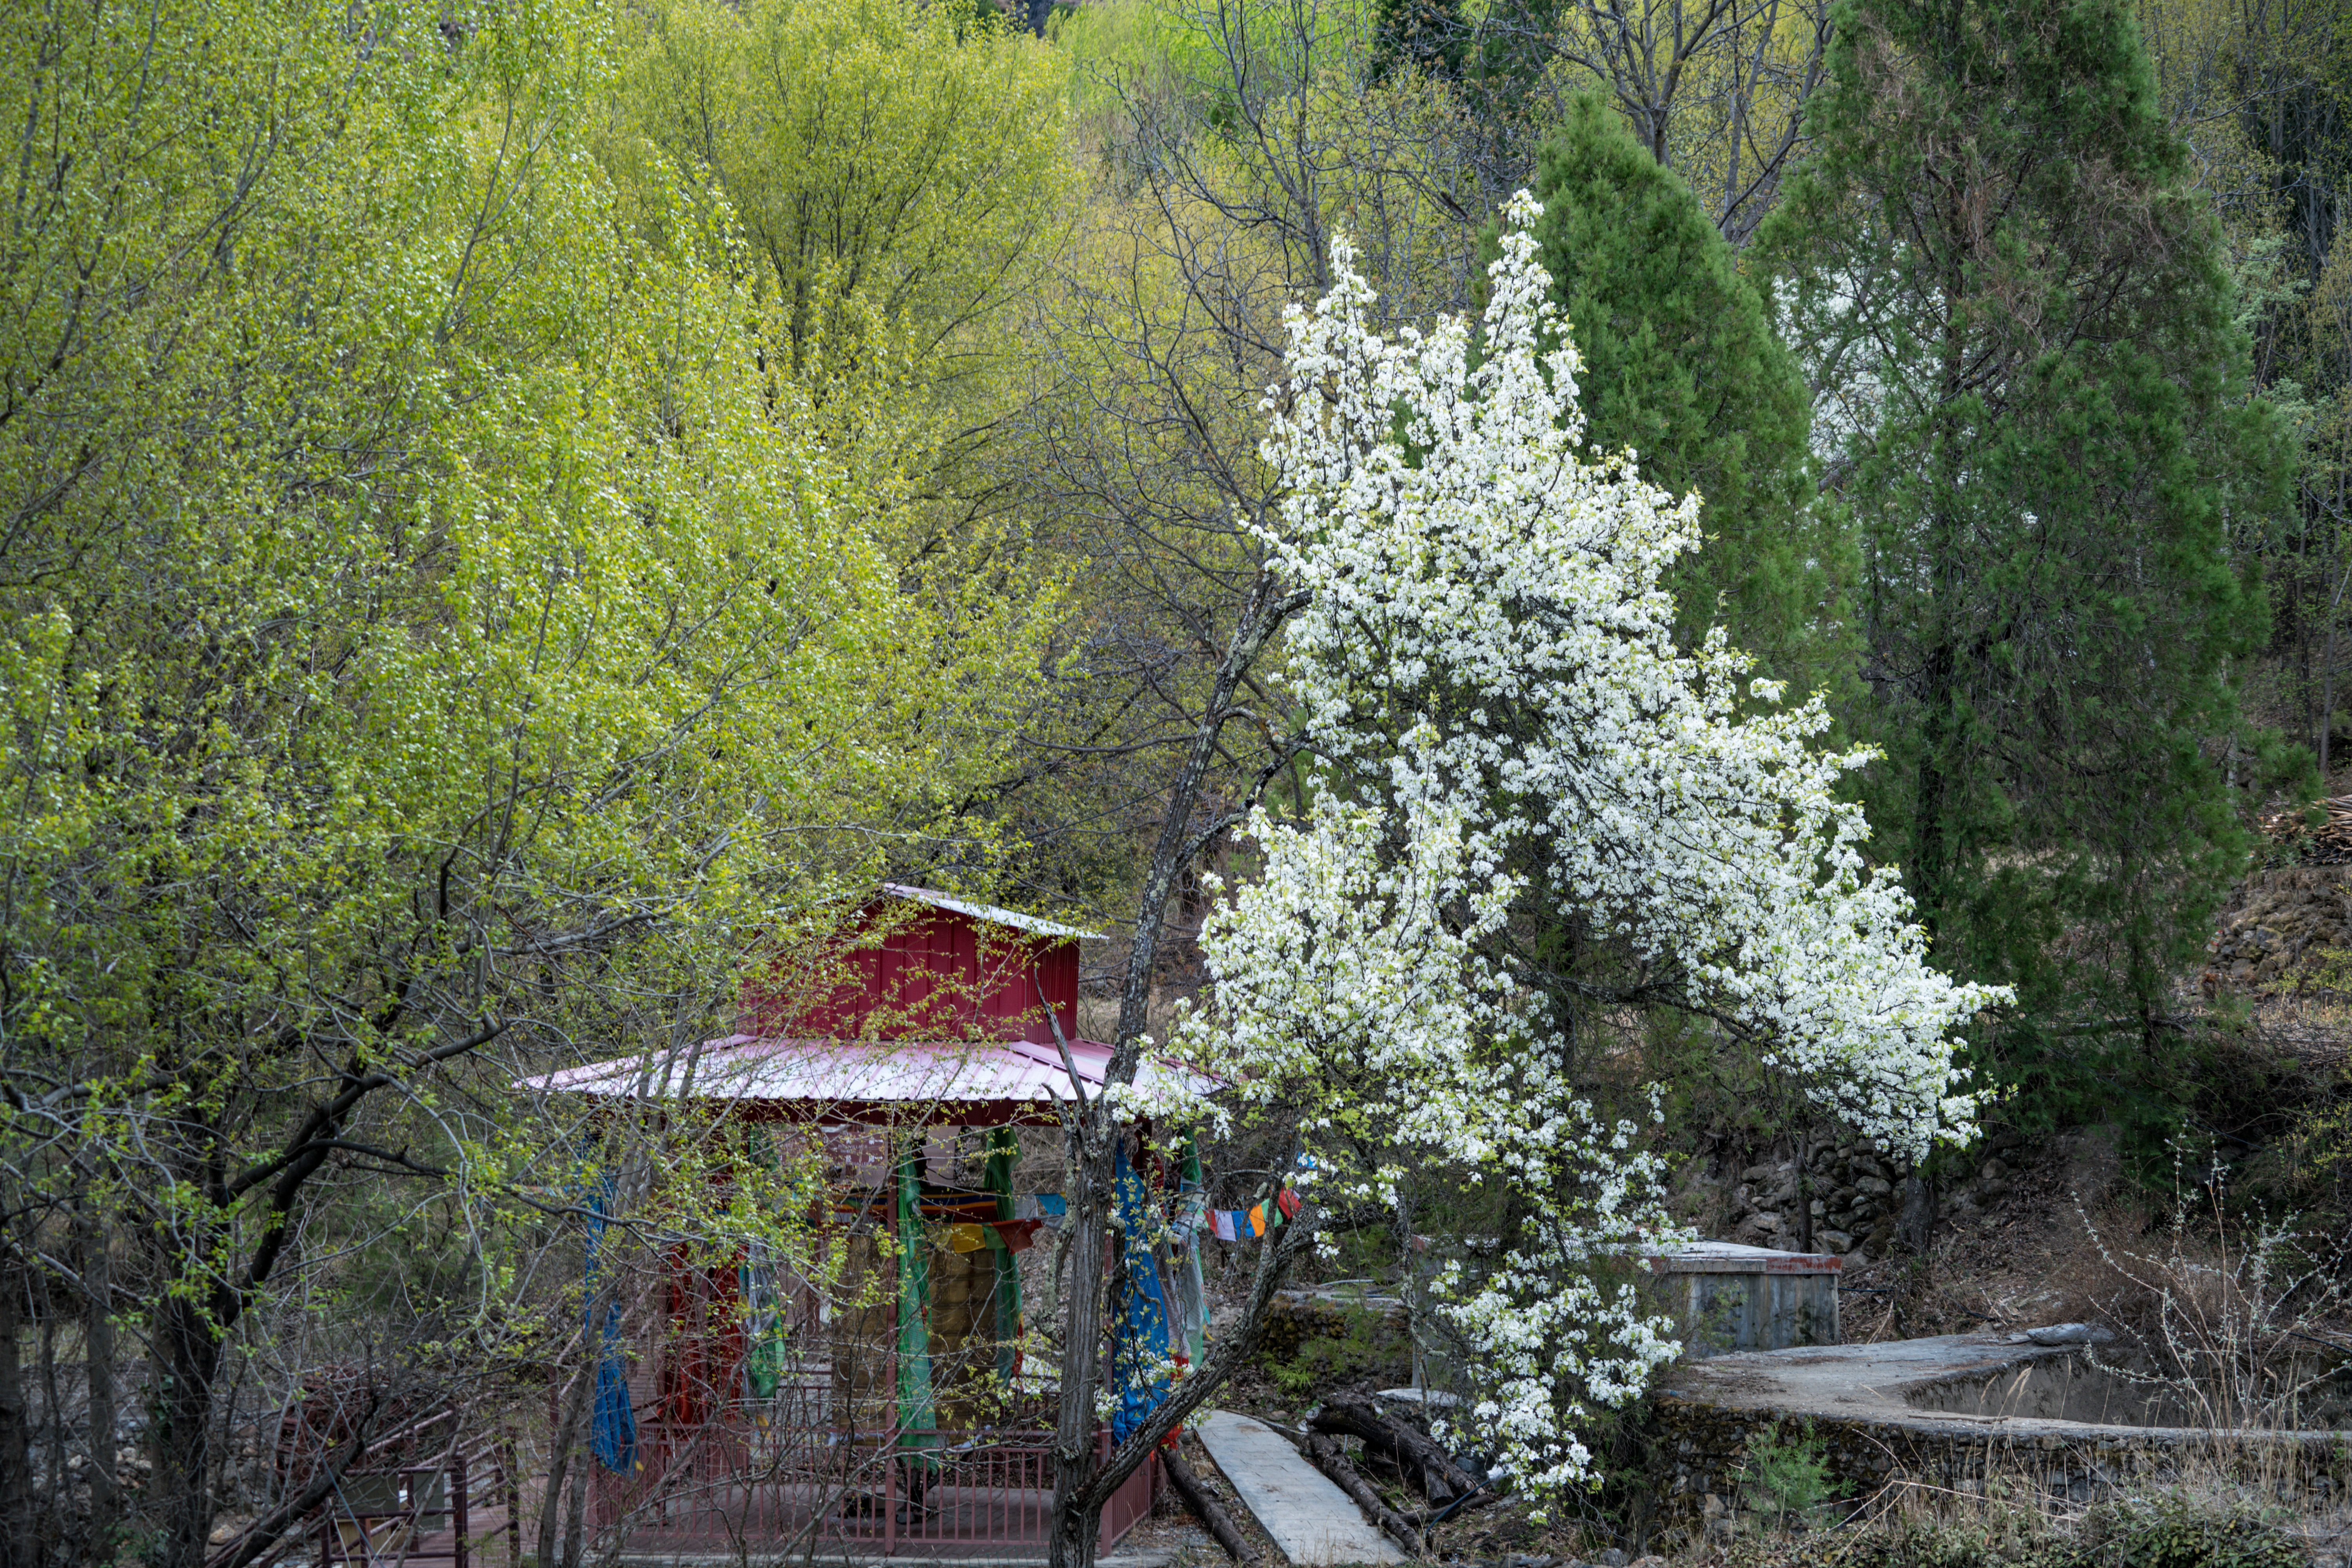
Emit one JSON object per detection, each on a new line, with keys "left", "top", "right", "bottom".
{"left": 1764, "top": 0, "right": 2294, "bottom": 1147}
{"left": 1502, "top": 95, "right": 1847, "bottom": 695}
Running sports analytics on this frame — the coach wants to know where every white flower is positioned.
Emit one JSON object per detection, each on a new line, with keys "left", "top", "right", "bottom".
{"left": 1172, "top": 194, "right": 2009, "bottom": 1500}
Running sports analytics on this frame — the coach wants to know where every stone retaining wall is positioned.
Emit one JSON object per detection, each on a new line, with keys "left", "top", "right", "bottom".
{"left": 1648, "top": 1336, "right": 2352, "bottom": 1549}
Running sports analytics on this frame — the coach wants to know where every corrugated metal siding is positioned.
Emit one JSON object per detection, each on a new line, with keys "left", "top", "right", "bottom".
{"left": 1675, "top": 1269, "right": 1839, "bottom": 1356}
{"left": 744, "top": 896, "right": 1082, "bottom": 1045}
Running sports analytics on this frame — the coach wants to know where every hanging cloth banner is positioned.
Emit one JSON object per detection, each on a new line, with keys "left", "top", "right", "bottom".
{"left": 1107, "top": 1139, "right": 1174, "bottom": 1443}
{"left": 740, "top": 1129, "right": 788, "bottom": 1402}
{"left": 896, "top": 1145, "right": 940, "bottom": 1466}
{"left": 1171, "top": 1133, "right": 1211, "bottom": 1366}
{"left": 982, "top": 1127, "right": 1024, "bottom": 1385}
{"left": 1208, "top": 1191, "right": 1300, "bottom": 1244}
{"left": 583, "top": 1172, "right": 639, "bottom": 1474}
{"left": 740, "top": 1241, "right": 788, "bottom": 1400}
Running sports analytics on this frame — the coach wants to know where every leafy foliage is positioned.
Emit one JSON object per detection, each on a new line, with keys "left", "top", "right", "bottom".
{"left": 1739, "top": 1420, "right": 1843, "bottom": 1528}
{"left": 1509, "top": 92, "right": 1845, "bottom": 693}
{"left": 1171, "top": 198, "right": 2000, "bottom": 1505}
{"left": 1766, "top": 0, "right": 2292, "bottom": 1149}
{"left": 0, "top": 0, "right": 1046, "bottom": 1557}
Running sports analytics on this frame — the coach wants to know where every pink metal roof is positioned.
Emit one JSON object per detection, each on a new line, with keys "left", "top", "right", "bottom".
{"left": 516, "top": 1034, "right": 1211, "bottom": 1119}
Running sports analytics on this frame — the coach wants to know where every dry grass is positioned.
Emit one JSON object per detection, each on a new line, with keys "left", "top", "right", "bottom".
{"left": 2034, "top": 1165, "right": 2352, "bottom": 1434}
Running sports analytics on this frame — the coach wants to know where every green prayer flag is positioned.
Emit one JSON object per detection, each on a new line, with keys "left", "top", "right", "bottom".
{"left": 984, "top": 1127, "right": 1023, "bottom": 1383}
{"left": 896, "top": 1144, "right": 938, "bottom": 1461}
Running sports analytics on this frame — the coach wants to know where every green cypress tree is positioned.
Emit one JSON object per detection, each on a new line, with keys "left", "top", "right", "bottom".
{"left": 1503, "top": 94, "right": 1845, "bottom": 691}
{"left": 1764, "top": 0, "right": 2292, "bottom": 1149}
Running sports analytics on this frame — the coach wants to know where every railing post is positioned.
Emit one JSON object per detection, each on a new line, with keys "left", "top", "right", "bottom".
{"left": 884, "top": 1427, "right": 898, "bottom": 1558}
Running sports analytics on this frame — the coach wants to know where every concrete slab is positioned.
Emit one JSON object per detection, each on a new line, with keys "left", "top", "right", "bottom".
{"left": 1195, "top": 1411, "right": 1406, "bottom": 1567}
{"left": 1653, "top": 1332, "right": 2352, "bottom": 1543}
{"left": 1659, "top": 1331, "right": 2081, "bottom": 1431}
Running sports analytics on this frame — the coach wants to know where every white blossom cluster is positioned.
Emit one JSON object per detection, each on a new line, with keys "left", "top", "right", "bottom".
{"left": 1176, "top": 195, "right": 2011, "bottom": 1499}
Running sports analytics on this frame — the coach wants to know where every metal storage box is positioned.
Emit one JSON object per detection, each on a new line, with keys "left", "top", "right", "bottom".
{"left": 1648, "top": 1240, "right": 1840, "bottom": 1356}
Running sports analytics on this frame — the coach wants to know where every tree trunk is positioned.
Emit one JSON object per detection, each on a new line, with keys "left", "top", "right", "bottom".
{"left": 36, "top": 1315, "right": 60, "bottom": 1564}
{"left": 1047, "top": 1203, "right": 1316, "bottom": 1568}
{"left": 1896, "top": 1172, "right": 1935, "bottom": 1258}
{"left": 1301, "top": 1434, "right": 1421, "bottom": 1556}
{"left": 1307, "top": 1394, "right": 1476, "bottom": 1503}
{"left": 80, "top": 1206, "right": 117, "bottom": 1545}
{"left": 559, "top": 1433, "right": 592, "bottom": 1568}
{"left": 1794, "top": 1129, "right": 1814, "bottom": 1255}
{"left": 1045, "top": 573, "right": 1298, "bottom": 1568}
{"left": 1913, "top": 163, "right": 1973, "bottom": 958}
{"left": 151, "top": 1293, "right": 224, "bottom": 1568}
{"left": 1163, "top": 1451, "right": 1258, "bottom": 1564}
{"left": 536, "top": 1363, "right": 594, "bottom": 1568}
{"left": 1046, "top": 1147, "right": 1114, "bottom": 1568}
{"left": 0, "top": 1277, "right": 32, "bottom": 1568}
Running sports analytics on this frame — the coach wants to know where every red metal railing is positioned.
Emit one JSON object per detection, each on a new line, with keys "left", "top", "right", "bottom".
{"left": 309, "top": 1446, "right": 521, "bottom": 1568}
{"left": 586, "top": 1416, "right": 1155, "bottom": 1559}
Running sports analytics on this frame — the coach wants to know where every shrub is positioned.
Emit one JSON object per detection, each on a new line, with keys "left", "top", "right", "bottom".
{"left": 1739, "top": 1421, "right": 1845, "bottom": 1531}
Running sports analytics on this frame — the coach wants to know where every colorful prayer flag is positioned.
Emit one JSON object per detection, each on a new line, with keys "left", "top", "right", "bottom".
{"left": 1247, "top": 1204, "right": 1267, "bottom": 1237}
{"left": 1210, "top": 1210, "right": 1239, "bottom": 1241}
{"left": 1276, "top": 1188, "right": 1302, "bottom": 1221}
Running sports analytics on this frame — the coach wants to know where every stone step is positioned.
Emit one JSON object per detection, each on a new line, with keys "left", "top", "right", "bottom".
{"left": 1194, "top": 1411, "right": 1408, "bottom": 1566}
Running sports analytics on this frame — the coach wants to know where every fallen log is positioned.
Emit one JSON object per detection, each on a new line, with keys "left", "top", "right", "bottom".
{"left": 1164, "top": 1450, "right": 1262, "bottom": 1564}
{"left": 1308, "top": 1394, "right": 1479, "bottom": 1503}
{"left": 1302, "top": 1432, "right": 1423, "bottom": 1557}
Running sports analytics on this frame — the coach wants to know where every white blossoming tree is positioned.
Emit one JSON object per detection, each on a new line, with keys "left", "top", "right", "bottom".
{"left": 1171, "top": 194, "right": 2011, "bottom": 1501}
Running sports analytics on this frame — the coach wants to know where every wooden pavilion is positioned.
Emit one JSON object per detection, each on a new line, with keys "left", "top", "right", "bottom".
{"left": 519, "top": 885, "right": 1206, "bottom": 1560}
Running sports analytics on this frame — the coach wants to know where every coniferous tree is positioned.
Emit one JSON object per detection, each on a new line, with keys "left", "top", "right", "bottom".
{"left": 1765, "top": 0, "right": 2292, "bottom": 1148}
{"left": 1504, "top": 94, "right": 1844, "bottom": 690}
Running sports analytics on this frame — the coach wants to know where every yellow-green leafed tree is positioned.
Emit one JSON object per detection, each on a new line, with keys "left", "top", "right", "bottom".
{"left": 0, "top": 0, "right": 1046, "bottom": 1561}
{"left": 607, "top": 0, "right": 1076, "bottom": 641}
{"left": 613, "top": 0, "right": 1071, "bottom": 394}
